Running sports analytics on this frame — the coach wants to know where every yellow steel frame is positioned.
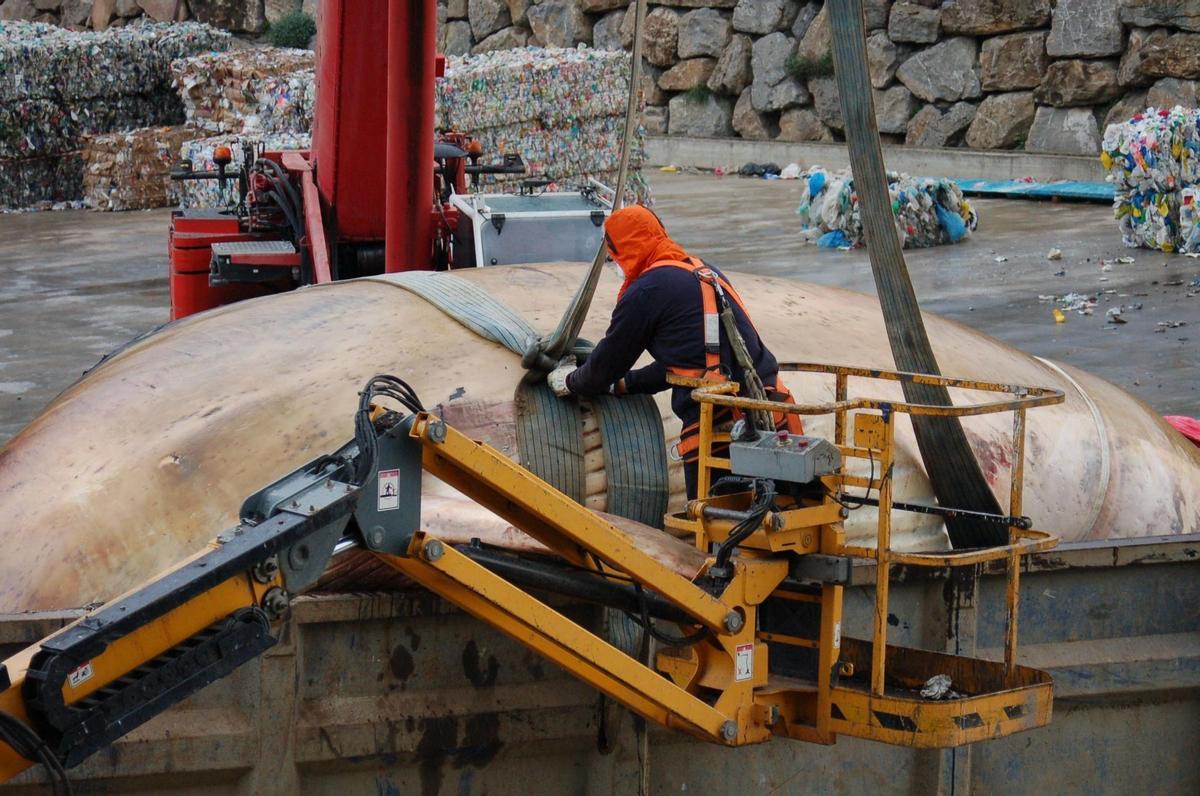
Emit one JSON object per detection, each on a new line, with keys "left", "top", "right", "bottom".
{"left": 0, "top": 362, "right": 1067, "bottom": 786}
{"left": 0, "top": 545, "right": 282, "bottom": 783}
{"left": 666, "top": 362, "right": 1063, "bottom": 744}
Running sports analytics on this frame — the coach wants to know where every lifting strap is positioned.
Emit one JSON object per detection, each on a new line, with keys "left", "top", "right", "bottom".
{"left": 529, "top": 0, "right": 648, "bottom": 371}
{"left": 378, "top": 271, "right": 668, "bottom": 526}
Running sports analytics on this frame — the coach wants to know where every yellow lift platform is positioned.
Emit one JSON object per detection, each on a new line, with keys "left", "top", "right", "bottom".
{"left": 0, "top": 367, "right": 1063, "bottom": 787}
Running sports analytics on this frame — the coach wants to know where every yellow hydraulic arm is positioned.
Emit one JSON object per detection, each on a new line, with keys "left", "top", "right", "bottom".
{"left": 0, "top": 369, "right": 1063, "bottom": 788}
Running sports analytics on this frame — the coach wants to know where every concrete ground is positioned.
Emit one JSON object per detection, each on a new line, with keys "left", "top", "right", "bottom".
{"left": 0, "top": 208, "right": 171, "bottom": 443}
{"left": 652, "top": 172, "right": 1199, "bottom": 416}
{"left": 0, "top": 174, "right": 1197, "bottom": 445}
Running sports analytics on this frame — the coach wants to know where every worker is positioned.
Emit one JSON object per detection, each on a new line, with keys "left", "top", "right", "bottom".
{"left": 547, "top": 205, "right": 802, "bottom": 499}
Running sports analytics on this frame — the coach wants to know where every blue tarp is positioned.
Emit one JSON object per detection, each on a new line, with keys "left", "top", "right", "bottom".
{"left": 953, "top": 179, "right": 1113, "bottom": 203}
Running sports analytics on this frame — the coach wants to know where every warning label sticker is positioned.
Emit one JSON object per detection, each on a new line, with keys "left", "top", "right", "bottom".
{"left": 734, "top": 643, "right": 753, "bottom": 682}
{"left": 68, "top": 661, "right": 94, "bottom": 689}
{"left": 377, "top": 469, "right": 400, "bottom": 511}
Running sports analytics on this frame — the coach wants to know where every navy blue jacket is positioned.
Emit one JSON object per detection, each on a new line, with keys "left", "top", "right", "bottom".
{"left": 565, "top": 261, "right": 780, "bottom": 428}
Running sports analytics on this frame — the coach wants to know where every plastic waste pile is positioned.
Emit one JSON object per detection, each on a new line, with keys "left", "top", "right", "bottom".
{"left": 171, "top": 48, "right": 315, "bottom": 134}
{"left": 795, "top": 167, "right": 977, "bottom": 249}
{"left": 1101, "top": 106, "right": 1200, "bottom": 253}
{"left": 0, "top": 20, "right": 230, "bottom": 208}
{"left": 171, "top": 132, "right": 312, "bottom": 208}
{"left": 82, "top": 126, "right": 194, "bottom": 211}
{"left": 435, "top": 47, "right": 650, "bottom": 202}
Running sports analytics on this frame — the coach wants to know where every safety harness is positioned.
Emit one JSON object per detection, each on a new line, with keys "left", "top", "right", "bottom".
{"left": 642, "top": 258, "right": 804, "bottom": 462}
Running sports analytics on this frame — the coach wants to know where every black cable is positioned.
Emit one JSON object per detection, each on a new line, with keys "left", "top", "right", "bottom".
{"left": 625, "top": 584, "right": 709, "bottom": 647}
{"left": 259, "top": 157, "right": 303, "bottom": 227}
{"left": 352, "top": 375, "right": 426, "bottom": 485}
{"left": 0, "top": 711, "right": 72, "bottom": 795}
{"left": 713, "top": 478, "right": 776, "bottom": 571}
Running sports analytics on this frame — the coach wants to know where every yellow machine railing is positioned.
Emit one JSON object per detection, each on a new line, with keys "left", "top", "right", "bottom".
{"left": 667, "top": 362, "right": 1063, "bottom": 742}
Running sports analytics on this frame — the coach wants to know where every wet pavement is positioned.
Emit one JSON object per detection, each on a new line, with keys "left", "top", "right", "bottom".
{"left": 651, "top": 172, "right": 1199, "bottom": 417}
{"left": 0, "top": 208, "right": 171, "bottom": 443}
{"left": 0, "top": 175, "right": 1197, "bottom": 445}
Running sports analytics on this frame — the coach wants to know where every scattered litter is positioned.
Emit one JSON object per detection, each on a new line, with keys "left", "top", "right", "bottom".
{"left": 1105, "top": 307, "right": 1127, "bottom": 324}
{"left": 1053, "top": 308, "right": 1066, "bottom": 323}
{"left": 1054, "top": 269, "right": 1067, "bottom": 276}
{"left": 994, "top": 256, "right": 1008, "bottom": 262}
{"left": 659, "top": 164, "right": 679, "bottom": 173}
{"left": 1156, "top": 320, "right": 1188, "bottom": 331}
{"left": 1117, "top": 256, "right": 1136, "bottom": 264}
{"left": 779, "top": 162, "right": 802, "bottom": 180}
{"left": 1047, "top": 248, "right": 1062, "bottom": 260}
{"left": 920, "top": 674, "right": 963, "bottom": 700}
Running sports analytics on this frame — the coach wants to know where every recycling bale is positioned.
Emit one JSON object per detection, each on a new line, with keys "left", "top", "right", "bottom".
{"left": 170, "top": 48, "right": 315, "bottom": 134}
{"left": 795, "top": 166, "right": 977, "bottom": 249}
{"left": 0, "top": 20, "right": 230, "bottom": 209}
{"left": 172, "top": 132, "right": 313, "bottom": 208}
{"left": 1101, "top": 105, "right": 1200, "bottom": 253}
{"left": 82, "top": 125, "right": 195, "bottom": 212}
{"left": 435, "top": 47, "right": 650, "bottom": 203}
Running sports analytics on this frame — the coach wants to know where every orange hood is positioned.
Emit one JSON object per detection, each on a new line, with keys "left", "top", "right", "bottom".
{"left": 604, "top": 205, "right": 691, "bottom": 300}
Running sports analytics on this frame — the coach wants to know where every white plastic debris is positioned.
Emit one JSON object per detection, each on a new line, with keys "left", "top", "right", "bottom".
{"left": 920, "top": 674, "right": 962, "bottom": 700}
{"left": 1047, "top": 248, "right": 1062, "bottom": 260}
{"left": 779, "top": 162, "right": 802, "bottom": 180}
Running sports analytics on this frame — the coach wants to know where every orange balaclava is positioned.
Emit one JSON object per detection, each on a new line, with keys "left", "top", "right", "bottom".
{"left": 604, "top": 205, "right": 690, "bottom": 300}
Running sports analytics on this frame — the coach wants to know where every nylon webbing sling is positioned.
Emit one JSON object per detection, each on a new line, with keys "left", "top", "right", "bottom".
{"left": 375, "top": 271, "right": 669, "bottom": 526}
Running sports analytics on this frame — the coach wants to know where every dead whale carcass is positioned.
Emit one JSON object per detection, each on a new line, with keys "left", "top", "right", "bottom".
{"left": 0, "top": 264, "right": 1196, "bottom": 612}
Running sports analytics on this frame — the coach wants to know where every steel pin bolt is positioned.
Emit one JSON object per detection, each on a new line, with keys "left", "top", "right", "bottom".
{"left": 720, "top": 721, "right": 738, "bottom": 742}
{"left": 424, "top": 539, "right": 445, "bottom": 562}
{"left": 370, "top": 527, "right": 385, "bottom": 547}
{"left": 428, "top": 420, "right": 447, "bottom": 443}
{"left": 723, "top": 611, "right": 743, "bottom": 633}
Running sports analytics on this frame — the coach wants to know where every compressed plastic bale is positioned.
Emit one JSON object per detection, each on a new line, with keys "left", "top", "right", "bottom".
{"left": 0, "top": 93, "right": 182, "bottom": 160}
{"left": 1101, "top": 105, "right": 1200, "bottom": 253}
{"left": 435, "top": 47, "right": 634, "bottom": 131}
{"left": 0, "top": 20, "right": 231, "bottom": 104}
{"left": 0, "top": 20, "right": 228, "bottom": 210}
{"left": 434, "top": 46, "right": 651, "bottom": 204}
{"left": 170, "top": 48, "right": 314, "bottom": 134}
{"left": 0, "top": 154, "right": 83, "bottom": 209}
{"left": 795, "top": 166, "right": 976, "bottom": 249}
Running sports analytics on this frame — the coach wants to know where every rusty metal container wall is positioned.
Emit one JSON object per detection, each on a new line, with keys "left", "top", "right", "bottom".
{"left": 1, "top": 536, "right": 1196, "bottom": 794}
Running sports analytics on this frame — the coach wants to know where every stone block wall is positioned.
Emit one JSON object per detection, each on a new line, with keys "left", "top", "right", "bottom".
{"left": 0, "top": 0, "right": 318, "bottom": 33}
{"left": 437, "top": 0, "right": 1200, "bottom": 157}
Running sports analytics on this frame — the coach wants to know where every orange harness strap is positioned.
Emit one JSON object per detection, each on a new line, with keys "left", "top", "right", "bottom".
{"left": 640, "top": 258, "right": 804, "bottom": 463}
{"left": 643, "top": 258, "right": 753, "bottom": 381}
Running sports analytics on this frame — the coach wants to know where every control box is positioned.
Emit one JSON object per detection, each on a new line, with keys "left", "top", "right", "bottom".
{"left": 730, "top": 430, "right": 842, "bottom": 485}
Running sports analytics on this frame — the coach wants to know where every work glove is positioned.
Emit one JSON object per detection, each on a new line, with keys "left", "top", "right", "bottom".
{"left": 547, "top": 356, "right": 577, "bottom": 397}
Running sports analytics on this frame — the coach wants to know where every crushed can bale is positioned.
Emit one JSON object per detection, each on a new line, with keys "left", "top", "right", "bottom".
{"left": 436, "top": 47, "right": 650, "bottom": 203}
{"left": 0, "top": 20, "right": 230, "bottom": 209}
{"left": 171, "top": 132, "right": 313, "bottom": 208}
